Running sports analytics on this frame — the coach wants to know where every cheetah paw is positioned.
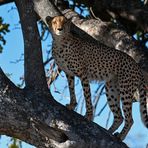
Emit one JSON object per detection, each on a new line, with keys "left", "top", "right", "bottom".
{"left": 66, "top": 103, "right": 77, "bottom": 110}
{"left": 85, "top": 114, "right": 93, "bottom": 121}
{"left": 114, "top": 132, "right": 122, "bottom": 140}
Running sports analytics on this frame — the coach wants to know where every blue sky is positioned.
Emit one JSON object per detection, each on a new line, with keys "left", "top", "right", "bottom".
{"left": 0, "top": 2, "right": 148, "bottom": 148}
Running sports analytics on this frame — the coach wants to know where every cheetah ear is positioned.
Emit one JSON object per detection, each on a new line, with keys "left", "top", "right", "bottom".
{"left": 46, "top": 16, "right": 54, "bottom": 25}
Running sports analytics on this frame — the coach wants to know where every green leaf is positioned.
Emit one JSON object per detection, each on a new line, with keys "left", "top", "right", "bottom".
{"left": 8, "top": 143, "right": 19, "bottom": 148}
{"left": 0, "top": 16, "right": 10, "bottom": 53}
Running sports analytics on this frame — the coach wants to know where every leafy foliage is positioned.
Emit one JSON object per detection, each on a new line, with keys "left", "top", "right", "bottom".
{"left": 0, "top": 16, "right": 10, "bottom": 53}
{"left": 8, "top": 138, "right": 22, "bottom": 148}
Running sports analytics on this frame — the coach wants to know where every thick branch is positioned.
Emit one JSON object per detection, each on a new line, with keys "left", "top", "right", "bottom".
{"left": 0, "top": 68, "right": 39, "bottom": 146}
{"left": 0, "top": 0, "right": 14, "bottom": 6}
{"left": 0, "top": 67, "right": 20, "bottom": 94}
{"left": 114, "top": 8, "right": 148, "bottom": 32}
{"left": 33, "top": 0, "right": 61, "bottom": 23}
{"left": 0, "top": 68, "right": 128, "bottom": 148}
{"left": 0, "top": 1, "right": 145, "bottom": 147}
{"left": 74, "top": 0, "right": 148, "bottom": 32}
{"left": 15, "top": 0, "right": 47, "bottom": 91}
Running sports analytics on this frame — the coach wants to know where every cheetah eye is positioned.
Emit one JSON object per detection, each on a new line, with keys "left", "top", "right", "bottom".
{"left": 52, "top": 21, "right": 56, "bottom": 24}
{"left": 64, "top": 20, "right": 68, "bottom": 25}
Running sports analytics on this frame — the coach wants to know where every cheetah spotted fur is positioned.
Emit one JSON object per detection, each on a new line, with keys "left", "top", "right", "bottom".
{"left": 46, "top": 16, "right": 148, "bottom": 140}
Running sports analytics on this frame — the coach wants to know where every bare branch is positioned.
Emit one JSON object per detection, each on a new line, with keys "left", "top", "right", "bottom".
{"left": 10, "top": 53, "right": 24, "bottom": 64}
{"left": 93, "top": 84, "right": 105, "bottom": 118}
{"left": 106, "top": 111, "right": 111, "bottom": 129}
{"left": 96, "top": 102, "right": 108, "bottom": 117}
{"left": 73, "top": 0, "right": 148, "bottom": 32}
{"left": 0, "top": 0, "right": 146, "bottom": 147}
{"left": 0, "top": 68, "right": 128, "bottom": 148}
{"left": 31, "top": 118, "right": 68, "bottom": 143}
{"left": 33, "top": 0, "right": 61, "bottom": 24}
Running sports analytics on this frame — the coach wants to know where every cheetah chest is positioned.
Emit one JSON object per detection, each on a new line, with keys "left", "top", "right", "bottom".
{"left": 52, "top": 47, "right": 74, "bottom": 76}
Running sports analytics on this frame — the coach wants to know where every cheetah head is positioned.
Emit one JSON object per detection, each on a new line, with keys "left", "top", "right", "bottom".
{"left": 46, "top": 16, "right": 70, "bottom": 35}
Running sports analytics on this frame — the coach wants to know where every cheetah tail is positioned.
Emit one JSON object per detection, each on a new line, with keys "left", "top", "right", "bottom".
{"left": 139, "top": 80, "right": 148, "bottom": 128}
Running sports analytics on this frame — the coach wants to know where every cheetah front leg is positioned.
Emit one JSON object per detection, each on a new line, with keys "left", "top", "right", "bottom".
{"left": 66, "top": 75, "right": 77, "bottom": 110}
{"left": 80, "top": 75, "right": 93, "bottom": 121}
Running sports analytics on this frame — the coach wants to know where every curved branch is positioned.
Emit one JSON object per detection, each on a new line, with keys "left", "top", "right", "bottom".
{"left": 74, "top": 0, "right": 148, "bottom": 32}
{"left": 0, "top": 68, "right": 45, "bottom": 147}
{"left": 0, "top": 0, "right": 146, "bottom": 147}
{"left": 0, "top": 68, "right": 128, "bottom": 148}
{"left": 115, "top": 8, "right": 148, "bottom": 32}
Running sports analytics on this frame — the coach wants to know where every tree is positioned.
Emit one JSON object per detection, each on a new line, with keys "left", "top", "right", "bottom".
{"left": 0, "top": 0, "right": 148, "bottom": 147}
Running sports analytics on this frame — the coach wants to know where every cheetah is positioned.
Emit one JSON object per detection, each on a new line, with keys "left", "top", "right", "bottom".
{"left": 46, "top": 15, "right": 148, "bottom": 140}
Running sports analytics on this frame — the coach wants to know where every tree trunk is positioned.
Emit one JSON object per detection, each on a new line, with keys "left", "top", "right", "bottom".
{"left": 0, "top": 0, "right": 147, "bottom": 147}
{"left": 0, "top": 0, "right": 128, "bottom": 147}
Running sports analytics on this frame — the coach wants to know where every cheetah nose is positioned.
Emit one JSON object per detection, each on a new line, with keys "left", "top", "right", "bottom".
{"left": 58, "top": 28, "right": 63, "bottom": 31}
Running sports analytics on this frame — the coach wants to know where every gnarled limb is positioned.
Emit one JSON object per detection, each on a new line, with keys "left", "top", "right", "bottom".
{"left": 0, "top": 0, "right": 129, "bottom": 147}
{"left": 0, "top": 68, "right": 128, "bottom": 148}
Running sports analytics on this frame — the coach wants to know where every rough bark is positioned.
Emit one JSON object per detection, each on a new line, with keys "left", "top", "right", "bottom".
{"left": 0, "top": 0, "right": 129, "bottom": 147}
{"left": 15, "top": 0, "right": 48, "bottom": 91}
{"left": 73, "top": 0, "right": 148, "bottom": 32}
{"left": 0, "top": 69, "right": 128, "bottom": 148}
{"left": 0, "top": 0, "right": 148, "bottom": 147}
